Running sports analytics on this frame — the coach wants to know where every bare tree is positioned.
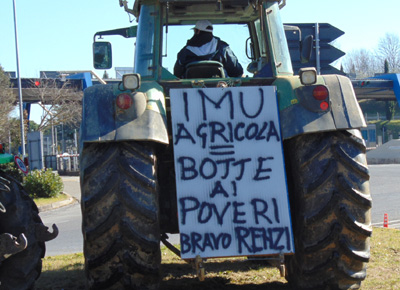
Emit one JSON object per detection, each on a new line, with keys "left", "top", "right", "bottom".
{"left": 52, "top": 99, "right": 82, "bottom": 128}
{"left": 7, "top": 118, "right": 24, "bottom": 153}
{"left": 342, "top": 34, "right": 400, "bottom": 121}
{"left": 0, "top": 65, "right": 17, "bottom": 149}
{"left": 376, "top": 34, "right": 400, "bottom": 121}
{"left": 380, "top": 58, "right": 399, "bottom": 121}
{"left": 103, "top": 70, "right": 110, "bottom": 79}
{"left": 342, "top": 49, "right": 380, "bottom": 78}
{"left": 376, "top": 33, "right": 400, "bottom": 73}
{"left": 27, "top": 79, "right": 82, "bottom": 131}
{"left": 375, "top": 34, "right": 400, "bottom": 121}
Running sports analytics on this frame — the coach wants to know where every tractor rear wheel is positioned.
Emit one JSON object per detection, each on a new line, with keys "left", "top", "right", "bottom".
{"left": 80, "top": 141, "right": 160, "bottom": 290}
{"left": 0, "top": 172, "right": 46, "bottom": 290}
{"left": 284, "top": 130, "right": 372, "bottom": 290}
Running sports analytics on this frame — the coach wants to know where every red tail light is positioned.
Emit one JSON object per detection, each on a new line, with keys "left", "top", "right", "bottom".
{"left": 116, "top": 93, "right": 133, "bottom": 110}
{"left": 320, "top": 101, "right": 329, "bottom": 111}
{"left": 313, "top": 86, "right": 329, "bottom": 100}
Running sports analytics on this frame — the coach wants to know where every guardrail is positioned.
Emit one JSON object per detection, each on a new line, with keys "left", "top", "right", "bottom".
{"left": 56, "top": 153, "right": 79, "bottom": 174}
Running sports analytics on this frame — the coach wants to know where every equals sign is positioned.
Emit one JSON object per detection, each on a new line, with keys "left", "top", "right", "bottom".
{"left": 209, "top": 145, "right": 235, "bottom": 155}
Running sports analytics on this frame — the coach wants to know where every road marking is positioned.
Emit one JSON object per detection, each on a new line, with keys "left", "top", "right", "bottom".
{"left": 372, "top": 219, "right": 400, "bottom": 229}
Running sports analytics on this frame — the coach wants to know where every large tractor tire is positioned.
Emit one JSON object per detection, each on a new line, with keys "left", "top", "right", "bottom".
{"left": 80, "top": 141, "right": 161, "bottom": 290}
{"left": 0, "top": 172, "right": 46, "bottom": 290}
{"left": 284, "top": 130, "right": 372, "bottom": 290}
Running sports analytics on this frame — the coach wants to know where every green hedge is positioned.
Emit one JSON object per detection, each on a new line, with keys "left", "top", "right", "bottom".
{"left": 23, "top": 169, "right": 64, "bottom": 198}
{"left": 0, "top": 162, "right": 25, "bottom": 183}
{"left": 369, "top": 120, "right": 400, "bottom": 143}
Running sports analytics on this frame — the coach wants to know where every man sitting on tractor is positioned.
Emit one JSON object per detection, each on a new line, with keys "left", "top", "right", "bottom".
{"left": 174, "top": 20, "right": 243, "bottom": 78}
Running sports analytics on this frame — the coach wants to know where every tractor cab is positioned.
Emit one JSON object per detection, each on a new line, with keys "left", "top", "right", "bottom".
{"left": 95, "top": 0, "right": 296, "bottom": 82}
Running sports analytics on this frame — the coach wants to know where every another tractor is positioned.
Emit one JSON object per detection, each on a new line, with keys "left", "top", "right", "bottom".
{"left": 80, "top": 1, "right": 371, "bottom": 289}
{"left": 0, "top": 145, "right": 58, "bottom": 289}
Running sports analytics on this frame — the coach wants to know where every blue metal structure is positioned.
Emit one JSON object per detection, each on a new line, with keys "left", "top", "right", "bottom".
{"left": 9, "top": 77, "right": 84, "bottom": 103}
{"left": 9, "top": 74, "right": 88, "bottom": 125}
{"left": 372, "top": 74, "right": 400, "bottom": 102}
{"left": 352, "top": 73, "right": 400, "bottom": 103}
{"left": 285, "top": 23, "right": 345, "bottom": 75}
{"left": 66, "top": 72, "right": 93, "bottom": 90}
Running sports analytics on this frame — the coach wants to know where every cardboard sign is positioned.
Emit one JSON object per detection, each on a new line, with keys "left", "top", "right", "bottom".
{"left": 170, "top": 86, "right": 294, "bottom": 259}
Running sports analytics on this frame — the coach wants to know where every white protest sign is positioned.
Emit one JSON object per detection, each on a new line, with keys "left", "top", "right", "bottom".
{"left": 170, "top": 86, "right": 294, "bottom": 259}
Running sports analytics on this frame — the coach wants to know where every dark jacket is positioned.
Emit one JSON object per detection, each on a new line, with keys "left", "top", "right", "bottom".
{"left": 174, "top": 32, "right": 243, "bottom": 78}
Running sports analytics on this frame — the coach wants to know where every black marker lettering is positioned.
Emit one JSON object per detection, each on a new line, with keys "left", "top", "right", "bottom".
{"left": 183, "top": 92, "right": 189, "bottom": 122}
{"left": 253, "top": 157, "right": 273, "bottom": 181}
{"left": 210, "top": 181, "right": 229, "bottom": 198}
{"left": 174, "top": 123, "right": 196, "bottom": 145}
{"left": 233, "top": 201, "right": 246, "bottom": 224}
{"left": 245, "top": 123, "right": 258, "bottom": 140}
{"left": 177, "top": 156, "right": 198, "bottom": 180}
{"left": 239, "top": 89, "right": 264, "bottom": 119}
{"left": 199, "top": 158, "right": 217, "bottom": 179}
{"left": 199, "top": 90, "right": 234, "bottom": 120}
{"left": 233, "top": 158, "right": 252, "bottom": 180}
{"left": 267, "top": 121, "right": 281, "bottom": 142}
{"left": 251, "top": 198, "right": 273, "bottom": 224}
{"left": 179, "top": 197, "right": 200, "bottom": 225}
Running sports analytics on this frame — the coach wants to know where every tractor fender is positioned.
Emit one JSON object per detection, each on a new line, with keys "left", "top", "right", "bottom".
{"left": 278, "top": 74, "right": 366, "bottom": 140}
{"left": 80, "top": 81, "right": 168, "bottom": 146}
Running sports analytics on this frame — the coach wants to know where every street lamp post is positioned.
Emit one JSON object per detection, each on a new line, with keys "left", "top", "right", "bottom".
{"left": 12, "top": 0, "right": 26, "bottom": 157}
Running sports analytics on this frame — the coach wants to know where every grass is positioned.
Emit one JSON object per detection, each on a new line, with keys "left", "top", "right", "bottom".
{"left": 362, "top": 228, "right": 400, "bottom": 289}
{"left": 34, "top": 227, "right": 400, "bottom": 290}
{"left": 33, "top": 193, "right": 70, "bottom": 207}
{"left": 35, "top": 253, "right": 86, "bottom": 290}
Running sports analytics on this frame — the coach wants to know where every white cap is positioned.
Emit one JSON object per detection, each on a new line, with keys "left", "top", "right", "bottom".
{"left": 192, "top": 20, "right": 213, "bottom": 33}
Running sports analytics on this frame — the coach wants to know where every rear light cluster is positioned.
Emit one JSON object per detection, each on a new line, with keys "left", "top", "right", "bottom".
{"left": 115, "top": 90, "right": 147, "bottom": 122}
{"left": 312, "top": 85, "right": 329, "bottom": 111}
{"left": 116, "top": 93, "right": 133, "bottom": 110}
{"left": 294, "top": 84, "right": 330, "bottom": 113}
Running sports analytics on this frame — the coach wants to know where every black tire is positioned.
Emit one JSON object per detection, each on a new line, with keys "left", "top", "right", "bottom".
{"left": 284, "top": 130, "right": 372, "bottom": 290}
{"left": 0, "top": 172, "right": 46, "bottom": 290}
{"left": 80, "top": 141, "right": 161, "bottom": 290}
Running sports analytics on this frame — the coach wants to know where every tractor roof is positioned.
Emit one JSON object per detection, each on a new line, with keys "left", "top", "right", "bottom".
{"left": 128, "top": 0, "right": 283, "bottom": 24}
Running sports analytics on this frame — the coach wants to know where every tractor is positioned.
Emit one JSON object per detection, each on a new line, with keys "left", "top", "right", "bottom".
{"left": 80, "top": 1, "right": 371, "bottom": 289}
{"left": 0, "top": 144, "right": 58, "bottom": 289}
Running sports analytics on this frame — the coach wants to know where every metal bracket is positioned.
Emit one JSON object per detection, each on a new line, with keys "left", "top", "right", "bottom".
{"left": 0, "top": 202, "right": 5, "bottom": 213}
{"left": 278, "top": 253, "right": 286, "bottom": 277}
{"left": 161, "top": 233, "right": 181, "bottom": 257}
{"left": 191, "top": 80, "right": 206, "bottom": 88}
{"left": 229, "top": 79, "right": 242, "bottom": 87}
{"left": 35, "top": 223, "right": 59, "bottom": 242}
{"left": 160, "top": 234, "right": 206, "bottom": 281}
{"left": 248, "top": 253, "right": 287, "bottom": 277}
{"left": 0, "top": 233, "right": 27, "bottom": 262}
{"left": 193, "top": 255, "right": 205, "bottom": 281}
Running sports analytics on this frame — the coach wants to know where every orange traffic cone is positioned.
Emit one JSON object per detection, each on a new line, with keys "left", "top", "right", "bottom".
{"left": 383, "top": 213, "right": 389, "bottom": 228}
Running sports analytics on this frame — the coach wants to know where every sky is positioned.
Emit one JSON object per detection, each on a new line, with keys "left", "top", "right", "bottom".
{"left": 1, "top": 0, "right": 400, "bottom": 122}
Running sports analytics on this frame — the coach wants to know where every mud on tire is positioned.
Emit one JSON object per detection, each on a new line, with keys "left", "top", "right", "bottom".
{"left": 80, "top": 141, "right": 160, "bottom": 290}
{"left": 284, "top": 130, "right": 372, "bottom": 290}
{"left": 0, "top": 172, "right": 46, "bottom": 290}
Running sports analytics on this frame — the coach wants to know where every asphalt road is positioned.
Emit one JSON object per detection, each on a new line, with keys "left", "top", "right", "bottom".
{"left": 369, "top": 164, "right": 400, "bottom": 228}
{"left": 39, "top": 176, "right": 83, "bottom": 257}
{"left": 40, "top": 164, "right": 400, "bottom": 256}
{"left": 40, "top": 202, "right": 82, "bottom": 256}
